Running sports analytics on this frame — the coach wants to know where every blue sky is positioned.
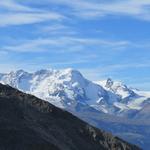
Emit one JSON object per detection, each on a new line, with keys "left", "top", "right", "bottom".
{"left": 0, "top": 0, "right": 150, "bottom": 90}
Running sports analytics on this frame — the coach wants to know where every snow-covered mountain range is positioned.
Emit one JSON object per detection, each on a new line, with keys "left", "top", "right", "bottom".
{"left": 0, "top": 68, "right": 150, "bottom": 149}
{"left": 0, "top": 68, "right": 149, "bottom": 118}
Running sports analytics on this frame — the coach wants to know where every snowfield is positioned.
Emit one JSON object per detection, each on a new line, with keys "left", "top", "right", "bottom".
{"left": 0, "top": 68, "right": 150, "bottom": 117}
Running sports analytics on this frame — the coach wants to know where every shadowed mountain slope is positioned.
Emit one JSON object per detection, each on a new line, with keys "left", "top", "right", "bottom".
{"left": 0, "top": 83, "right": 141, "bottom": 150}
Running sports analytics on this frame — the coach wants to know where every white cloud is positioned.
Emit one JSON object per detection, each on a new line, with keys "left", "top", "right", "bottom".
{"left": 38, "top": 24, "right": 77, "bottom": 36}
{"left": 79, "top": 61, "right": 150, "bottom": 81}
{"left": 0, "top": 0, "right": 34, "bottom": 12}
{"left": 93, "top": 63, "right": 150, "bottom": 74}
{"left": 0, "top": 0, "right": 63, "bottom": 27}
{"left": 1, "top": 0, "right": 150, "bottom": 27}
{"left": 41, "top": 0, "right": 150, "bottom": 21}
{"left": 2, "top": 36, "right": 129, "bottom": 53}
{"left": 0, "top": 12, "right": 63, "bottom": 27}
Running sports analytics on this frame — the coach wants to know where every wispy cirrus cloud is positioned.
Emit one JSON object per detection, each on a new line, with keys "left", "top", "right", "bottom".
{"left": 0, "top": 0, "right": 63, "bottom": 27}
{"left": 0, "top": 0, "right": 34, "bottom": 12}
{"left": 0, "top": 12, "right": 63, "bottom": 27}
{"left": 2, "top": 36, "right": 130, "bottom": 53}
{"left": 79, "top": 61, "right": 150, "bottom": 81}
{"left": 1, "top": 0, "right": 150, "bottom": 27}
{"left": 38, "top": 24, "right": 77, "bottom": 36}
{"left": 99, "top": 63, "right": 150, "bottom": 73}
{"left": 33, "top": 0, "right": 150, "bottom": 21}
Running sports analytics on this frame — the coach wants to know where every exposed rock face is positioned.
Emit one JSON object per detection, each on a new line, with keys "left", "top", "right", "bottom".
{"left": 0, "top": 83, "right": 141, "bottom": 150}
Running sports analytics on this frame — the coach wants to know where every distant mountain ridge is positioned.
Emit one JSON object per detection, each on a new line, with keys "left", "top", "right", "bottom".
{"left": 96, "top": 79, "right": 150, "bottom": 117}
{"left": 0, "top": 83, "right": 140, "bottom": 150}
{"left": 0, "top": 68, "right": 149, "bottom": 118}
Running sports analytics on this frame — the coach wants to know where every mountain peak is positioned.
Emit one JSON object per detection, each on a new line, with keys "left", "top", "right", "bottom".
{"left": 0, "top": 68, "right": 106, "bottom": 110}
{"left": 7, "top": 70, "right": 29, "bottom": 78}
{"left": 60, "top": 68, "right": 82, "bottom": 76}
{"left": 105, "top": 78, "right": 114, "bottom": 88}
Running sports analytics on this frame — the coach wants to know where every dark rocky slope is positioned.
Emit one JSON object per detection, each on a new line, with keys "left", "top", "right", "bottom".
{"left": 0, "top": 83, "right": 141, "bottom": 150}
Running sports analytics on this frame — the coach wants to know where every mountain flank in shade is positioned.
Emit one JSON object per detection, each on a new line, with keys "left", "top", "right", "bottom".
{"left": 0, "top": 83, "right": 140, "bottom": 150}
